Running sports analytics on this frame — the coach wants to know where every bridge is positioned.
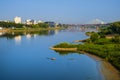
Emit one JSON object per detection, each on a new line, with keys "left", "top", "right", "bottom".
{"left": 62, "top": 19, "right": 108, "bottom": 32}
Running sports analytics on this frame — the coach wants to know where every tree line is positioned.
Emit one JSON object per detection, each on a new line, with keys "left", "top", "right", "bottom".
{"left": 0, "top": 21, "right": 54, "bottom": 28}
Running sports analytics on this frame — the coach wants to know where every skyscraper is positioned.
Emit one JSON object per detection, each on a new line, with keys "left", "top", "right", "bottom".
{"left": 14, "top": 16, "right": 21, "bottom": 24}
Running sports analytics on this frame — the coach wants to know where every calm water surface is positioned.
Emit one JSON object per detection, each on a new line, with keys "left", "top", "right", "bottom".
{"left": 0, "top": 29, "right": 104, "bottom": 80}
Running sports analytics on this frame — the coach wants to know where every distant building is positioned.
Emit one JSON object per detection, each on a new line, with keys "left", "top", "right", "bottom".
{"left": 14, "top": 16, "right": 21, "bottom": 24}
{"left": 45, "top": 22, "right": 56, "bottom": 27}
{"left": 38, "top": 20, "right": 44, "bottom": 23}
{"left": 26, "top": 19, "right": 35, "bottom": 25}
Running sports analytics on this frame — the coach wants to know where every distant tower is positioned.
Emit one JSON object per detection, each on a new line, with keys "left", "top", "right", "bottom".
{"left": 14, "top": 16, "right": 21, "bottom": 24}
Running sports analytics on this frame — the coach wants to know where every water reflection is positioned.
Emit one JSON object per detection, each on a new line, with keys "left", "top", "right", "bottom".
{"left": 0, "top": 30, "right": 62, "bottom": 45}
{"left": 0, "top": 32, "right": 24, "bottom": 39}
{"left": 0, "top": 30, "right": 60, "bottom": 39}
{"left": 14, "top": 35, "right": 21, "bottom": 44}
{"left": 26, "top": 34, "right": 32, "bottom": 39}
{"left": 48, "top": 30, "right": 59, "bottom": 35}
{"left": 54, "top": 50, "right": 81, "bottom": 56}
{"left": 0, "top": 27, "right": 98, "bottom": 39}
{"left": 0, "top": 32, "right": 3, "bottom": 36}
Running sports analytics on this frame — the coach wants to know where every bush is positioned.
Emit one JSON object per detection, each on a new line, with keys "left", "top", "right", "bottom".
{"left": 54, "top": 42, "right": 77, "bottom": 48}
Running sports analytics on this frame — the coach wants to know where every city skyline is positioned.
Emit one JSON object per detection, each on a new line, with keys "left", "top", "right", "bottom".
{"left": 0, "top": 0, "right": 120, "bottom": 24}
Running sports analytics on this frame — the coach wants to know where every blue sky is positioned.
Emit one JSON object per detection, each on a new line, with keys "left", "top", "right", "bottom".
{"left": 0, "top": 0, "right": 120, "bottom": 24}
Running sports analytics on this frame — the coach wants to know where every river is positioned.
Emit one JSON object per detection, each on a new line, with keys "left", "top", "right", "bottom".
{"left": 0, "top": 28, "right": 118, "bottom": 80}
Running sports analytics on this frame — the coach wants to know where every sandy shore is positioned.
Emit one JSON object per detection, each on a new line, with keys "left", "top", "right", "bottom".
{"left": 100, "top": 61, "right": 120, "bottom": 80}
{"left": 83, "top": 52, "right": 120, "bottom": 80}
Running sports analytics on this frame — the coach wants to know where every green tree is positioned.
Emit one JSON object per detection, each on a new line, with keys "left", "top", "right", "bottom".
{"left": 112, "top": 34, "right": 120, "bottom": 43}
{"left": 110, "top": 22, "right": 120, "bottom": 34}
{"left": 38, "top": 23, "right": 49, "bottom": 28}
{"left": 90, "top": 33, "right": 99, "bottom": 42}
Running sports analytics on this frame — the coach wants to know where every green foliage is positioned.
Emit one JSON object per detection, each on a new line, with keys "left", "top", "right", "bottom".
{"left": 99, "top": 21, "right": 120, "bottom": 35}
{"left": 77, "top": 44, "right": 120, "bottom": 70}
{"left": 86, "top": 38, "right": 92, "bottom": 43}
{"left": 99, "top": 28, "right": 111, "bottom": 35}
{"left": 98, "top": 31, "right": 106, "bottom": 38}
{"left": 111, "top": 34, "right": 120, "bottom": 43}
{"left": 37, "top": 23, "right": 49, "bottom": 28}
{"left": 85, "top": 31, "right": 96, "bottom": 36}
{"left": 0, "top": 21, "right": 24, "bottom": 28}
{"left": 54, "top": 42, "right": 77, "bottom": 48}
{"left": 90, "top": 33, "right": 99, "bottom": 42}
{"left": 0, "top": 21, "right": 49, "bottom": 28}
{"left": 110, "top": 21, "right": 120, "bottom": 34}
{"left": 95, "top": 38, "right": 112, "bottom": 44}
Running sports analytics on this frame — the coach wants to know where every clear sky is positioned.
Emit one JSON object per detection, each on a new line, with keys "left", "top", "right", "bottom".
{"left": 0, "top": 0, "right": 120, "bottom": 24}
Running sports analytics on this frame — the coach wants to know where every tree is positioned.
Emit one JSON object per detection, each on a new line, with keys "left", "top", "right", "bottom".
{"left": 110, "top": 22, "right": 120, "bottom": 34}
{"left": 112, "top": 34, "right": 120, "bottom": 43}
{"left": 90, "top": 33, "right": 99, "bottom": 42}
{"left": 38, "top": 23, "right": 49, "bottom": 28}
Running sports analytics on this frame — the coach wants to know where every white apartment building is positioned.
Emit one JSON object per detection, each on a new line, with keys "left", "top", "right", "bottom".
{"left": 14, "top": 16, "right": 21, "bottom": 24}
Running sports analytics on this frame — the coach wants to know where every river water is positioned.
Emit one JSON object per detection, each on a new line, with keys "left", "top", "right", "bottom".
{"left": 0, "top": 28, "right": 104, "bottom": 80}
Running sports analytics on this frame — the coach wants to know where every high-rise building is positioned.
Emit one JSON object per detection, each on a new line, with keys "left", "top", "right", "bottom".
{"left": 14, "top": 16, "right": 21, "bottom": 24}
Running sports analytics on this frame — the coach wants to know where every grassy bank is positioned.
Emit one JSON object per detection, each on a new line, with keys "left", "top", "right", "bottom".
{"left": 78, "top": 43, "right": 120, "bottom": 71}
{"left": 53, "top": 42, "right": 120, "bottom": 71}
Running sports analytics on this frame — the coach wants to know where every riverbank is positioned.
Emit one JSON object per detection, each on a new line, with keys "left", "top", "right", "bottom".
{"left": 50, "top": 43, "right": 120, "bottom": 80}
{"left": 0, "top": 27, "right": 62, "bottom": 32}
{"left": 53, "top": 42, "right": 120, "bottom": 71}
{"left": 84, "top": 52, "right": 120, "bottom": 80}
{"left": 101, "top": 60, "right": 120, "bottom": 80}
